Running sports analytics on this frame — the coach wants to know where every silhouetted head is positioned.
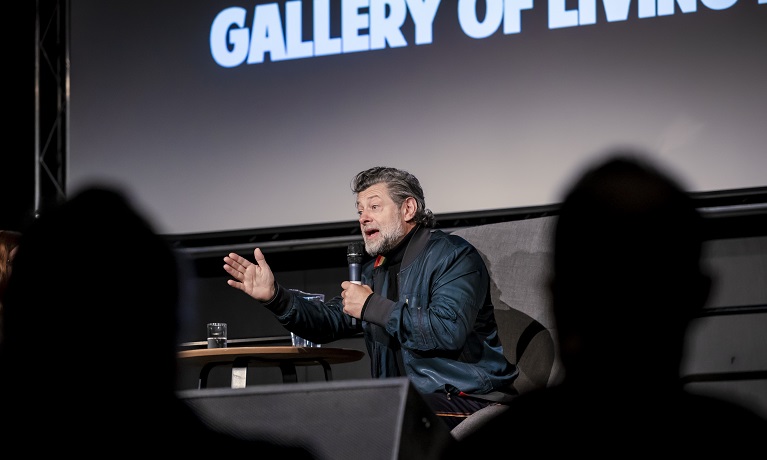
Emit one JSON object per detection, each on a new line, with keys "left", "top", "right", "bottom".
{"left": 1, "top": 186, "right": 319, "bottom": 457}
{"left": 2, "top": 186, "right": 182, "bottom": 396}
{"left": 550, "top": 152, "right": 710, "bottom": 385}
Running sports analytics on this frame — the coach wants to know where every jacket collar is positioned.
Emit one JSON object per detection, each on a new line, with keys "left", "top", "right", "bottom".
{"left": 401, "top": 225, "right": 432, "bottom": 269}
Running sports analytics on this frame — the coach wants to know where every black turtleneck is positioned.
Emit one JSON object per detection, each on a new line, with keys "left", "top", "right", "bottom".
{"left": 368, "top": 225, "right": 419, "bottom": 375}
{"left": 378, "top": 225, "right": 417, "bottom": 300}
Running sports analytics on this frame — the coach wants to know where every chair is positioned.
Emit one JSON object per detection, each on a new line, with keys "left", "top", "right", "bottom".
{"left": 449, "top": 216, "right": 564, "bottom": 438}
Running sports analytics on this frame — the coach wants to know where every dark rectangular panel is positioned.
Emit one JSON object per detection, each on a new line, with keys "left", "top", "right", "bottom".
{"left": 178, "top": 377, "right": 455, "bottom": 460}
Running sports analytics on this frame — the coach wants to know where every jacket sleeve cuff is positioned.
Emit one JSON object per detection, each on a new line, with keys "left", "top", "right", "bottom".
{"left": 360, "top": 292, "right": 396, "bottom": 326}
{"left": 262, "top": 283, "right": 292, "bottom": 316}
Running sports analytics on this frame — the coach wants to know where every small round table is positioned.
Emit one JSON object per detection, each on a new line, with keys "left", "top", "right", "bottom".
{"left": 178, "top": 346, "right": 366, "bottom": 388}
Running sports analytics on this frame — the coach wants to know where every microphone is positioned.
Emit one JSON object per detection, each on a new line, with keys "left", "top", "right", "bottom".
{"left": 347, "top": 241, "right": 365, "bottom": 327}
{"left": 347, "top": 241, "right": 364, "bottom": 285}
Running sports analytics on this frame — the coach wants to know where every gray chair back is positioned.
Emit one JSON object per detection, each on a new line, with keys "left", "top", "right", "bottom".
{"left": 450, "top": 216, "right": 563, "bottom": 439}
{"left": 451, "top": 216, "right": 564, "bottom": 395}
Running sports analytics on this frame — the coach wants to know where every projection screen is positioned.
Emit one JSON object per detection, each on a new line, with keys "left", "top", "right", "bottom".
{"left": 68, "top": 0, "right": 767, "bottom": 236}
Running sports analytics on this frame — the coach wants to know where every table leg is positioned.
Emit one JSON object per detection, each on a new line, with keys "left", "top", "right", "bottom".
{"left": 198, "top": 362, "right": 218, "bottom": 389}
{"left": 280, "top": 362, "right": 298, "bottom": 383}
{"left": 231, "top": 366, "right": 248, "bottom": 388}
{"left": 318, "top": 360, "right": 333, "bottom": 381}
{"left": 231, "top": 357, "right": 252, "bottom": 388}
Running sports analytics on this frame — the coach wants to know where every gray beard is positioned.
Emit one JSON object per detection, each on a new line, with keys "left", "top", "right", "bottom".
{"left": 365, "top": 226, "right": 406, "bottom": 256}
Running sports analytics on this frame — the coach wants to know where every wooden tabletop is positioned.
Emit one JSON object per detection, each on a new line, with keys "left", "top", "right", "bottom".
{"left": 177, "top": 346, "right": 365, "bottom": 367}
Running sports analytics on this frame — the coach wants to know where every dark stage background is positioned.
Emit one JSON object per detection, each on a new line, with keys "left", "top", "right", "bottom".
{"left": 5, "top": 1, "right": 766, "bottom": 419}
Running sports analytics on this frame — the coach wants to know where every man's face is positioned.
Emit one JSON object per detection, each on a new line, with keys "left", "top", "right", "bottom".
{"left": 356, "top": 183, "right": 408, "bottom": 256}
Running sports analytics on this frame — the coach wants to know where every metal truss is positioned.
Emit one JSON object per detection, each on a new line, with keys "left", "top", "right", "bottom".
{"left": 35, "top": 0, "right": 68, "bottom": 218}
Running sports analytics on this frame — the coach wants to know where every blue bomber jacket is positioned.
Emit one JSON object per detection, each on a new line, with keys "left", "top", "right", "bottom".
{"left": 263, "top": 226, "right": 519, "bottom": 396}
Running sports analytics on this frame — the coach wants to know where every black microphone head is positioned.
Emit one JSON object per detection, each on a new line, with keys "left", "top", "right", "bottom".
{"left": 347, "top": 241, "right": 364, "bottom": 264}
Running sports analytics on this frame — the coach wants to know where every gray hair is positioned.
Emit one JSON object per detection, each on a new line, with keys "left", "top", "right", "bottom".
{"left": 351, "top": 167, "right": 436, "bottom": 228}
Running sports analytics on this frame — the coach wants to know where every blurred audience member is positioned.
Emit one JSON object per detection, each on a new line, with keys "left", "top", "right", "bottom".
{"left": 0, "top": 229, "right": 22, "bottom": 343}
{"left": 0, "top": 186, "right": 316, "bottom": 457}
{"left": 449, "top": 152, "right": 766, "bottom": 456}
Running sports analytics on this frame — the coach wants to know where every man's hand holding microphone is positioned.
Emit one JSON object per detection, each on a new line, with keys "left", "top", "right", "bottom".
{"left": 343, "top": 242, "right": 369, "bottom": 322}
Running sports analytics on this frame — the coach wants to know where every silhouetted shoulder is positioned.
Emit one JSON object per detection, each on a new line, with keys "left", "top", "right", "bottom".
{"left": 450, "top": 385, "right": 765, "bottom": 456}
